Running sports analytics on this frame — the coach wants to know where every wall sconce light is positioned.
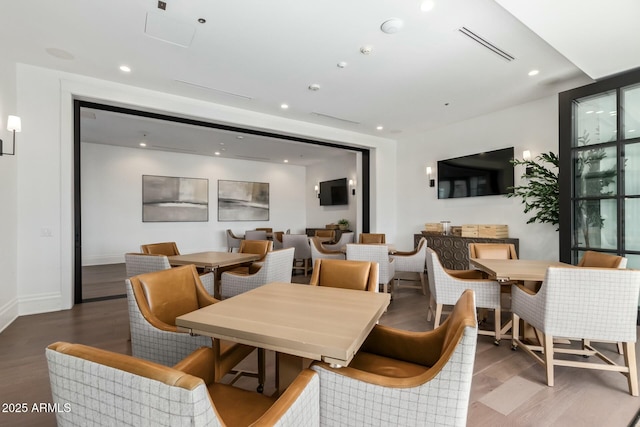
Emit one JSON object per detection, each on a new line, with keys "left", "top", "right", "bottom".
{"left": 522, "top": 150, "right": 533, "bottom": 175}
{"left": 349, "top": 179, "right": 356, "bottom": 196}
{"left": 0, "top": 115, "right": 22, "bottom": 156}
{"left": 314, "top": 184, "right": 320, "bottom": 198}
{"left": 426, "top": 166, "right": 435, "bottom": 187}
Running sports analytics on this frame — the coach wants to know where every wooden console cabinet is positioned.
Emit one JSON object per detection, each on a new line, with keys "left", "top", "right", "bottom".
{"left": 414, "top": 233, "right": 520, "bottom": 270}
{"left": 306, "top": 228, "right": 352, "bottom": 241}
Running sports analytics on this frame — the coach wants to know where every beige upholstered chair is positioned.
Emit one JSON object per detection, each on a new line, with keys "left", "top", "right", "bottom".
{"left": 359, "top": 233, "right": 386, "bottom": 244}
{"left": 311, "top": 289, "right": 478, "bottom": 426}
{"left": 578, "top": 250, "right": 628, "bottom": 268}
{"left": 226, "top": 229, "right": 244, "bottom": 252}
{"left": 346, "top": 243, "right": 395, "bottom": 296}
{"left": 124, "top": 252, "right": 215, "bottom": 295}
{"left": 245, "top": 230, "right": 268, "bottom": 240}
{"left": 283, "top": 234, "right": 313, "bottom": 276}
{"left": 126, "top": 265, "right": 264, "bottom": 391}
{"left": 220, "top": 248, "right": 295, "bottom": 299}
{"left": 47, "top": 342, "right": 319, "bottom": 426}
{"left": 255, "top": 227, "right": 273, "bottom": 233}
{"left": 468, "top": 242, "right": 518, "bottom": 261}
{"left": 390, "top": 237, "right": 427, "bottom": 295}
{"left": 315, "top": 229, "right": 336, "bottom": 241}
{"left": 511, "top": 267, "right": 640, "bottom": 396}
{"left": 322, "top": 231, "right": 354, "bottom": 251}
{"left": 426, "top": 247, "right": 502, "bottom": 344}
{"left": 140, "top": 241, "right": 180, "bottom": 256}
{"left": 310, "top": 236, "right": 345, "bottom": 265}
{"left": 310, "top": 259, "right": 378, "bottom": 292}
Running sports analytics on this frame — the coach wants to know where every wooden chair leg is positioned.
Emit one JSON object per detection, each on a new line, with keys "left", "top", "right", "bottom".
{"left": 426, "top": 295, "right": 434, "bottom": 321}
{"left": 419, "top": 272, "right": 427, "bottom": 296}
{"left": 512, "top": 313, "right": 520, "bottom": 349}
{"left": 623, "top": 342, "right": 639, "bottom": 396}
{"left": 494, "top": 308, "right": 501, "bottom": 344}
{"left": 434, "top": 304, "right": 443, "bottom": 328}
{"left": 543, "top": 333, "right": 555, "bottom": 387}
{"left": 617, "top": 342, "right": 624, "bottom": 355}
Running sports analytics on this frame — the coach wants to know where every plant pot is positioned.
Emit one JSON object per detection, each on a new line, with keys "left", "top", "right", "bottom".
{"left": 339, "top": 224, "right": 347, "bottom": 230}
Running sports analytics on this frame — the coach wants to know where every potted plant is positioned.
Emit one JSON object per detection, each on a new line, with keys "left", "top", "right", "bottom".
{"left": 338, "top": 219, "right": 349, "bottom": 230}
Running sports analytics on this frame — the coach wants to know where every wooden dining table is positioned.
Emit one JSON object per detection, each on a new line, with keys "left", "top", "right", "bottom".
{"left": 168, "top": 251, "right": 260, "bottom": 298}
{"left": 469, "top": 258, "right": 573, "bottom": 283}
{"left": 176, "top": 282, "right": 391, "bottom": 391}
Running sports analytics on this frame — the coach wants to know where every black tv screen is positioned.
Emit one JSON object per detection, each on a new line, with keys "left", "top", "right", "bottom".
{"left": 437, "top": 147, "right": 514, "bottom": 199}
{"left": 319, "top": 178, "right": 348, "bottom": 206}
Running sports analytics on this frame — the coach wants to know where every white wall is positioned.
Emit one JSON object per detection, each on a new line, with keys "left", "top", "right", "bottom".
{"left": 306, "top": 152, "right": 358, "bottom": 232}
{"left": 0, "top": 59, "right": 19, "bottom": 332}
{"left": 395, "top": 96, "right": 560, "bottom": 259}
{"left": 81, "top": 143, "right": 306, "bottom": 265}
{"left": 14, "top": 63, "right": 397, "bottom": 314}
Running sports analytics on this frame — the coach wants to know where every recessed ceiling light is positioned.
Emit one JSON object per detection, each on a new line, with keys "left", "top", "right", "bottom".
{"left": 45, "top": 47, "right": 74, "bottom": 60}
{"left": 337, "top": 61, "right": 348, "bottom": 68}
{"left": 119, "top": 65, "right": 131, "bottom": 73}
{"left": 236, "top": 135, "right": 244, "bottom": 139}
{"left": 596, "top": 110, "right": 604, "bottom": 114}
{"left": 308, "top": 84, "right": 321, "bottom": 91}
{"left": 420, "top": 0, "right": 435, "bottom": 12}
{"left": 220, "top": 142, "right": 225, "bottom": 146}
{"left": 197, "top": 18, "right": 206, "bottom": 24}
{"left": 376, "top": 125, "right": 384, "bottom": 130}
{"left": 360, "top": 46, "right": 373, "bottom": 55}
{"left": 528, "top": 69, "right": 539, "bottom": 76}
{"left": 139, "top": 142, "right": 146, "bottom": 147}
{"left": 380, "top": 18, "right": 404, "bottom": 34}
{"left": 214, "top": 151, "right": 221, "bottom": 156}
{"left": 284, "top": 159, "right": 289, "bottom": 163}
{"left": 630, "top": 129, "right": 636, "bottom": 133}
{"left": 281, "top": 103, "right": 289, "bottom": 109}
{"left": 585, "top": 110, "right": 594, "bottom": 114}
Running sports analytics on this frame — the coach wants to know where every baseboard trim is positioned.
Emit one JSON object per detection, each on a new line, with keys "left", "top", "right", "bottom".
{"left": 0, "top": 298, "right": 19, "bottom": 334}
{"left": 82, "top": 255, "right": 124, "bottom": 266}
{"left": 18, "top": 292, "right": 62, "bottom": 316}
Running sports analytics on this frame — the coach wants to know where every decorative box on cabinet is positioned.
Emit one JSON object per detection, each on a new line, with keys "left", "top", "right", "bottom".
{"left": 306, "top": 228, "right": 352, "bottom": 242}
{"left": 414, "top": 233, "right": 519, "bottom": 271}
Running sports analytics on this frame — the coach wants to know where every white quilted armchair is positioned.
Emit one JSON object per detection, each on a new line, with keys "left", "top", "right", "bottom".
{"left": 124, "top": 252, "right": 215, "bottom": 295}
{"left": 310, "top": 236, "right": 345, "bottom": 265}
{"left": 390, "top": 237, "right": 427, "bottom": 295}
{"left": 47, "top": 342, "right": 319, "bottom": 427}
{"left": 311, "top": 289, "right": 478, "bottom": 427}
{"left": 322, "top": 232, "right": 354, "bottom": 251}
{"left": 346, "top": 243, "right": 395, "bottom": 295}
{"left": 220, "top": 247, "right": 295, "bottom": 298}
{"left": 511, "top": 266, "right": 640, "bottom": 396}
{"left": 426, "top": 247, "right": 502, "bottom": 344}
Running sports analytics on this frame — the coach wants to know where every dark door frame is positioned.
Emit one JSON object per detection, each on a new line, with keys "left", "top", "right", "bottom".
{"left": 73, "top": 100, "right": 371, "bottom": 303}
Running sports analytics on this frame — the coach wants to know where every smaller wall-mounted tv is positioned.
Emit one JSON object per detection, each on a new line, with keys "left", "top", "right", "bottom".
{"left": 319, "top": 178, "right": 348, "bottom": 206}
{"left": 437, "top": 147, "right": 514, "bottom": 199}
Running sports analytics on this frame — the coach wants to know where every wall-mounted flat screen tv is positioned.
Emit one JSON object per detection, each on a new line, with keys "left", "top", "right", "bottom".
{"left": 437, "top": 147, "right": 514, "bottom": 199}
{"left": 319, "top": 178, "right": 348, "bottom": 206}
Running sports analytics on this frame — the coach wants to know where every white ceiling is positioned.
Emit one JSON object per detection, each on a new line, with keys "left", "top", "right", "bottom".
{"left": 2, "top": 0, "right": 639, "bottom": 165}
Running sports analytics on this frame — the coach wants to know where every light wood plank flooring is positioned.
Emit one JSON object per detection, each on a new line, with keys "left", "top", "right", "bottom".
{"left": 1, "top": 264, "right": 639, "bottom": 426}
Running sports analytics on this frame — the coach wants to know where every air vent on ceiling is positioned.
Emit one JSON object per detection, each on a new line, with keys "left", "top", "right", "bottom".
{"left": 151, "top": 145, "right": 198, "bottom": 154}
{"left": 458, "top": 27, "right": 515, "bottom": 62}
{"left": 310, "top": 112, "right": 360, "bottom": 125}
{"left": 234, "top": 154, "right": 272, "bottom": 161}
{"left": 174, "top": 79, "right": 253, "bottom": 100}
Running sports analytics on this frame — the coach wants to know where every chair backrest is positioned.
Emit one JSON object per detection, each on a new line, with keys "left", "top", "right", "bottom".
{"left": 273, "top": 231, "right": 285, "bottom": 249}
{"left": 390, "top": 237, "right": 427, "bottom": 273}
{"left": 315, "top": 229, "right": 336, "bottom": 239}
{"left": 577, "top": 250, "right": 627, "bottom": 268}
{"left": 310, "top": 259, "right": 378, "bottom": 292}
{"left": 283, "top": 234, "right": 311, "bottom": 259}
{"left": 245, "top": 230, "right": 268, "bottom": 240}
{"left": 359, "top": 233, "right": 386, "bottom": 244}
{"left": 468, "top": 243, "right": 518, "bottom": 260}
{"left": 140, "top": 241, "right": 180, "bottom": 256}
{"left": 239, "top": 239, "right": 273, "bottom": 261}
{"left": 346, "top": 243, "right": 393, "bottom": 283}
{"left": 260, "top": 247, "right": 296, "bottom": 283}
{"left": 226, "top": 229, "right": 243, "bottom": 250}
{"left": 536, "top": 267, "right": 640, "bottom": 341}
{"left": 124, "top": 253, "right": 171, "bottom": 277}
{"left": 46, "top": 342, "right": 218, "bottom": 426}
{"left": 322, "top": 232, "right": 354, "bottom": 251}
{"left": 128, "top": 265, "right": 214, "bottom": 327}
{"left": 310, "top": 237, "right": 345, "bottom": 263}
{"left": 256, "top": 227, "right": 273, "bottom": 233}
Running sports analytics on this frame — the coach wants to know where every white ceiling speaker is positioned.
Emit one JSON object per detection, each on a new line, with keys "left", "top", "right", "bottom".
{"left": 380, "top": 18, "right": 404, "bottom": 34}
{"left": 360, "top": 46, "right": 373, "bottom": 55}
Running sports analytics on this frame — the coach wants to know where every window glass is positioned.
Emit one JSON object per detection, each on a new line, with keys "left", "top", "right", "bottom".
{"left": 625, "top": 198, "right": 640, "bottom": 251}
{"left": 573, "top": 146, "right": 617, "bottom": 197}
{"left": 624, "top": 142, "right": 640, "bottom": 196}
{"left": 573, "top": 199, "right": 617, "bottom": 249}
{"left": 622, "top": 83, "right": 640, "bottom": 140}
{"left": 573, "top": 90, "right": 617, "bottom": 146}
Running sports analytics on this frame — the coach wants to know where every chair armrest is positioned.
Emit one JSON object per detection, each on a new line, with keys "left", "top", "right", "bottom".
{"left": 445, "top": 268, "right": 485, "bottom": 280}
{"left": 391, "top": 250, "right": 417, "bottom": 256}
{"left": 512, "top": 283, "right": 537, "bottom": 295}
{"left": 172, "top": 347, "right": 217, "bottom": 386}
{"left": 252, "top": 369, "right": 319, "bottom": 426}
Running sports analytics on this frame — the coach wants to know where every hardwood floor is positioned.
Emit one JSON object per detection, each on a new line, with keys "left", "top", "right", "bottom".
{"left": 1, "top": 264, "right": 639, "bottom": 426}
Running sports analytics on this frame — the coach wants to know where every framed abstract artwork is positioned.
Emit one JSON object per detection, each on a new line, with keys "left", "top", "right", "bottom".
{"left": 142, "top": 175, "right": 209, "bottom": 222}
{"left": 218, "top": 180, "right": 269, "bottom": 221}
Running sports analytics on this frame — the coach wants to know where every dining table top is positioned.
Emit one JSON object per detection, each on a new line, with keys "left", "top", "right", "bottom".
{"left": 176, "top": 282, "right": 391, "bottom": 367}
{"left": 469, "top": 258, "right": 574, "bottom": 282}
{"left": 168, "top": 251, "right": 260, "bottom": 269}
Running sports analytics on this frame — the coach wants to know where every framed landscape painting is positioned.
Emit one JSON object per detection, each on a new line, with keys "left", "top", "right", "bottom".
{"left": 218, "top": 180, "right": 269, "bottom": 221}
{"left": 142, "top": 175, "right": 209, "bottom": 222}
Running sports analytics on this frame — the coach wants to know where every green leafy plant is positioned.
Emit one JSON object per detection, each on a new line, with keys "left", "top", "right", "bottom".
{"left": 506, "top": 152, "right": 559, "bottom": 229}
{"left": 338, "top": 218, "right": 349, "bottom": 228}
